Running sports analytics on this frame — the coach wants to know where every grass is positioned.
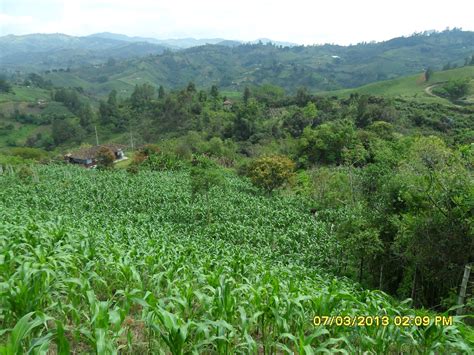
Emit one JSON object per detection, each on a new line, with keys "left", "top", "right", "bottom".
{"left": 0, "top": 165, "right": 472, "bottom": 353}
{"left": 0, "top": 122, "right": 47, "bottom": 147}
{"left": 221, "top": 91, "right": 242, "bottom": 100}
{"left": 45, "top": 72, "right": 93, "bottom": 90}
{"left": 0, "top": 87, "right": 50, "bottom": 104}
{"left": 329, "top": 66, "right": 474, "bottom": 104}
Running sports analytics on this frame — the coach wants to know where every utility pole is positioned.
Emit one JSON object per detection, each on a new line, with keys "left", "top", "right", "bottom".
{"left": 130, "top": 126, "right": 134, "bottom": 151}
{"left": 94, "top": 125, "right": 99, "bottom": 146}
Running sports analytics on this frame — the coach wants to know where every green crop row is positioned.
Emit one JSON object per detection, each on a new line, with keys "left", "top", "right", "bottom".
{"left": 0, "top": 166, "right": 472, "bottom": 353}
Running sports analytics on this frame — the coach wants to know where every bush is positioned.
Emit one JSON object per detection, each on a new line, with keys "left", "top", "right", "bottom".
{"left": 141, "top": 152, "right": 186, "bottom": 171}
{"left": 247, "top": 155, "right": 295, "bottom": 193}
{"left": 132, "top": 144, "right": 161, "bottom": 165}
{"left": 96, "top": 147, "right": 115, "bottom": 169}
{"left": 433, "top": 79, "right": 470, "bottom": 100}
{"left": 7, "top": 147, "right": 48, "bottom": 161}
{"left": 190, "top": 165, "right": 224, "bottom": 199}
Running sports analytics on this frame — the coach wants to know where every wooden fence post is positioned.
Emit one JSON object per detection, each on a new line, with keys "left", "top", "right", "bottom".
{"left": 457, "top": 264, "right": 472, "bottom": 315}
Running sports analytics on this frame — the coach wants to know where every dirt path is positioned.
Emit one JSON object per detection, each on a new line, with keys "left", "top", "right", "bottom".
{"left": 424, "top": 82, "right": 472, "bottom": 108}
{"left": 424, "top": 84, "right": 440, "bottom": 97}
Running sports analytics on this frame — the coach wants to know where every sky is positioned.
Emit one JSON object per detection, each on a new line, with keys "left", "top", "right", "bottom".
{"left": 1, "top": 0, "right": 473, "bottom": 45}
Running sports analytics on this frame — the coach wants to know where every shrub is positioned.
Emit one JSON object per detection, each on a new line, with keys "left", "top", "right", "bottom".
{"left": 433, "top": 79, "right": 470, "bottom": 100}
{"left": 247, "top": 155, "right": 295, "bottom": 193}
{"left": 132, "top": 144, "right": 161, "bottom": 165}
{"left": 7, "top": 147, "right": 48, "bottom": 161}
{"left": 96, "top": 147, "right": 115, "bottom": 169}
{"left": 141, "top": 152, "right": 186, "bottom": 171}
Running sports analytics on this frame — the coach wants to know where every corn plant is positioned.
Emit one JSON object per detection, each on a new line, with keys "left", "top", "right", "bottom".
{"left": 0, "top": 165, "right": 472, "bottom": 353}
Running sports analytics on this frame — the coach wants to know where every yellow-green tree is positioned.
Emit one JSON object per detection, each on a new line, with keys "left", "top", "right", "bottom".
{"left": 247, "top": 155, "right": 295, "bottom": 193}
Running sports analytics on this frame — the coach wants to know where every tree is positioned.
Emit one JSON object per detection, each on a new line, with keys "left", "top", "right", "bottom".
{"left": 51, "top": 119, "right": 75, "bottom": 145}
{"left": 108, "top": 89, "right": 118, "bottom": 106}
{"left": 186, "top": 82, "right": 196, "bottom": 93}
{"left": 295, "top": 87, "right": 311, "bottom": 107}
{"left": 252, "top": 84, "right": 285, "bottom": 105}
{"left": 190, "top": 157, "right": 224, "bottom": 222}
{"left": 210, "top": 85, "right": 219, "bottom": 99}
{"left": 243, "top": 87, "right": 251, "bottom": 104}
{"left": 442, "top": 79, "right": 470, "bottom": 100}
{"left": 158, "top": 85, "right": 165, "bottom": 99}
{"left": 54, "top": 88, "right": 82, "bottom": 113}
{"left": 231, "top": 99, "right": 262, "bottom": 141}
{"left": 27, "top": 73, "right": 52, "bottom": 89}
{"left": 298, "top": 120, "right": 359, "bottom": 166}
{"left": 247, "top": 155, "right": 295, "bottom": 193}
{"left": 424, "top": 67, "right": 434, "bottom": 82}
{"left": 303, "top": 101, "right": 317, "bottom": 119}
{"left": 131, "top": 83, "right": 155, "bottom": 110}
{"left": 392, "top": 136, "right": 473, "bottom": 305}
{"left": 78, "top": 105, "right": 94, "bottom": 131}
{"left": 336, "top": 203, "right": 383, "bottom": 283}
{"left": 0, "top": 76, "right": 13, "bottom": 93}
{"left": 355, "top": 95, "right": 372, "bottom": 128}
{"left": 283, "top": 109, "right": 312, "bottom": 138}
{"left": 96, "top": 147, "right": 115, "bottom": 169}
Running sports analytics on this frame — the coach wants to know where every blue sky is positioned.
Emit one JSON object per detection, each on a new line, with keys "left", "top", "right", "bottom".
{"left": 1, "top": 0, "right": 473, "bottom": 44}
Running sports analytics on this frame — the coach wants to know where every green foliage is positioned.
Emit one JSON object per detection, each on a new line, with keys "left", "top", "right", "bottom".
{"left": 424, "top": 67, "right": 434, "bottom": 82}
{"left": 0, "top": 76, "right": 13, "bottom": 93}
{"left": 0, "top": 165, "right": 472, "bottom": 353}
{"left": 335, "top": 203, "right": 383, "bottom": 283}
{"left": 140, "top": 151, "right": 186, "bottom": 171}
{"left": 53, "top": 88, "right": 82, "bottom": 113}
{"left": 252, "top": 84, "right": 285, "bottom": 105}
{"left": 307, "top": 167, "right": 353, "bottom": 209}
{"left": 298, "top": 121, "right": 360, "bottom": 166}
{"left": 51, "top": 118, "right": 84, "bottom": 145}
{"left": 131, "top": 83, "right": 155, "bottom": 110}
{"left": 392, "top": 137, "right": 473, "bottom": 304}
{"left": 26, "top": 73, "right": 52, "bottom": 89}
{"left": 367, "top": 121, "right": 395, "bottom": 140}
{"left": 6, "top": 147, "right": 48, "bottom": 161}
{"left": 435, "top": 79, "right": 471, "bottom": 100}
{"left": 96, "top": 146, "right": 115, "bottom": 169}
{"left": 247, "top": 155, "right": 295, "bottom": 193}
{"left": 189, "top": 158, "right": 225, "bottom": 223}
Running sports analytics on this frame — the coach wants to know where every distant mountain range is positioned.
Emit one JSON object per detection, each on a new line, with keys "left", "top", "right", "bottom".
{"left": 1, "top": 29, "right": 474, "bottom": 94}
{"left": 87, "top": 32, "right": 298, "bottom": 49}
{"left": 0, "top": 32, "right": 298, "bottom": 71}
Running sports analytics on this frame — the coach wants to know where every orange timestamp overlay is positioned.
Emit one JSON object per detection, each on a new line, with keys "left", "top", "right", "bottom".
{"left": 313, "top": 315, "right": 453, "bottom": 327}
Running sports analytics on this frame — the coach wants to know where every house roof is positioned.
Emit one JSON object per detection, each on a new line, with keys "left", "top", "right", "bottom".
{"left": 66, "top": 144, "right": 126, "bottom": 160}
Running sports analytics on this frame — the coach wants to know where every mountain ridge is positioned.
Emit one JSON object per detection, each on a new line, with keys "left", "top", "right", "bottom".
{"left": 2, "top": 30, "right": 474, "bottom": 95}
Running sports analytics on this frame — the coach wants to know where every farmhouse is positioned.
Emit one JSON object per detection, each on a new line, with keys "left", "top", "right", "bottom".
{"left": 64, "top": 144, "right": 126, "bottom": 168}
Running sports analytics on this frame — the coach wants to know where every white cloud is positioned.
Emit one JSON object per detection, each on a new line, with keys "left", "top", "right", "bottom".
{"left": 1, "top": 0, "right": 473, "bottom": 44}
{"left": 0, "top": 12, "right": 33, "bottom": 26}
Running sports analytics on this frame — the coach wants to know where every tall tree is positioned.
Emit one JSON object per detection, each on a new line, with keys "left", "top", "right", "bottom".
{"left": 131, "top": 83, "right": 155, "bottom": 110}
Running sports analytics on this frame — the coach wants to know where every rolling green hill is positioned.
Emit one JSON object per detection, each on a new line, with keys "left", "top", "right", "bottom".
{"left": 0, "top": 85, "right": 86, "bottom": 149}
{"left": 331, "top": 66, "right": 474, "bottom": 104}
{"left": 0, "top": 33, "right": 170, "bottom": 72}
{"left": 26, "top": 29, "right": 474, "bottom": 96}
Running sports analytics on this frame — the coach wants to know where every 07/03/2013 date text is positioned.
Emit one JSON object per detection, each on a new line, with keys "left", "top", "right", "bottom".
{"left": 313, "top": 315, "right": 453, "bottom": 327}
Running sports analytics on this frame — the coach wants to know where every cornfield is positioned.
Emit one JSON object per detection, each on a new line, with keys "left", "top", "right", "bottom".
{"left": 0, "top": 166, "right": 472, "bottom": 354}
